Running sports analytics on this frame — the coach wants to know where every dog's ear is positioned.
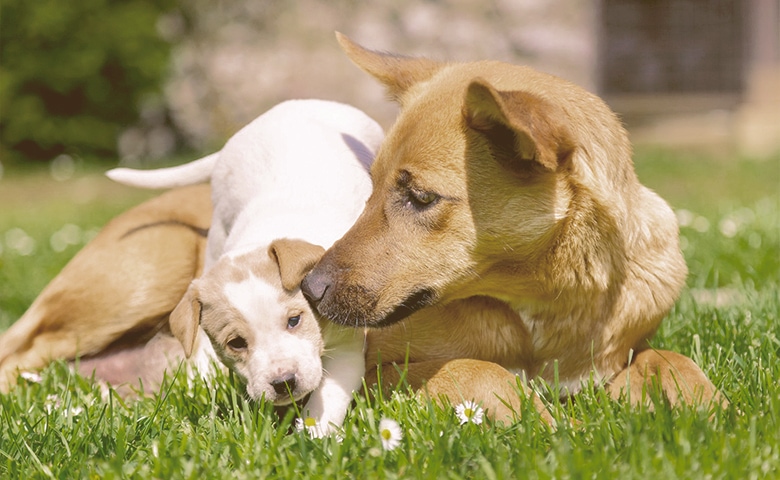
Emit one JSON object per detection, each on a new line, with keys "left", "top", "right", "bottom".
{"left": 463, "top": 78, "right": 575, "bottom": 172}
{"left": 269, "top": 239, "right": 326, "bottom": 292}
{"left": 336, "top": 32, "right": 444, "bottom": 103}
{"left": 169, "top": 282, "right": 201, "bottom": 358}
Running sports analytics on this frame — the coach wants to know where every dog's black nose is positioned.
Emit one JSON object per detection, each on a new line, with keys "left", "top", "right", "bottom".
{"left": 301, "top": 267, "right": 331, "bottom": 305}
{"left": 271, "top": 374, "right": 296, "bottom": 396}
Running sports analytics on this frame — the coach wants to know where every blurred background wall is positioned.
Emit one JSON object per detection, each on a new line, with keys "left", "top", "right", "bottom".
{"left": 1, "top": 0, "right": 778, "bottom": 170}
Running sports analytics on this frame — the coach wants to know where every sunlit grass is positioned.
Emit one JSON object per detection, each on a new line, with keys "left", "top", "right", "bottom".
{"left": 1, "top": 152, "right": 779, "bottom": 478}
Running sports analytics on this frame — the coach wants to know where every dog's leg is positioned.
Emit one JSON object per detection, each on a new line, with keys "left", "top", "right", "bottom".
{"left": 0, "top": 313, "right": 171, "bottom": 392}
{"left": 366, "top": 358, "right": 553, "bottom": 424}
{"left": 0, "top": 303, "right": 49, "bottom": 391}
{"left": 0, "top": 185, "right": 211, "bottom": 393}
{"left": 606, "top": 349, "right": 727, "bottom": 408}
{"left": 0, "top": 333, "right": 81, "bottom": 384}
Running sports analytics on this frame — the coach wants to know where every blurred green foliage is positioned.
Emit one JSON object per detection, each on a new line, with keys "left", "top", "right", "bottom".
{"left": 0, "top": 0, "right": 175, "bottom": 164}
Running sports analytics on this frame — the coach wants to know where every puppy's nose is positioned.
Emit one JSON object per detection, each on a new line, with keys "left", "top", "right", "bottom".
{"left": 271, "top": 374, "right": 296, "bottom": 396}
{"left": 301, "top": 266, "right": 331, "bottom": 305}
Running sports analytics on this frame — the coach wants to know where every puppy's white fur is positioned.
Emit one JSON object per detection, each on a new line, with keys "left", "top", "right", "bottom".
{"left": 109, "top": 99, "right": 383, "bottom": 435}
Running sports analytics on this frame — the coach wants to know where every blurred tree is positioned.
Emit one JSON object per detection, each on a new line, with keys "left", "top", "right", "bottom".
{"left": 0, "top": 0, "right": 176, "bottom": 164}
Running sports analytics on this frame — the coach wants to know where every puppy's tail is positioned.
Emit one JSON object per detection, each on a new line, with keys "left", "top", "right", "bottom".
{"left": 106, "top": 153, "right": 219, "bottom": 189}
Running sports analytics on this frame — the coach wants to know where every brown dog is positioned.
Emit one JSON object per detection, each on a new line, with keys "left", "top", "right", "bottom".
{"left": 0, "top": 184, "right": 211, "bottom": 394}
{"left": 301, "top": 34, "right": 725, "bottom": 420}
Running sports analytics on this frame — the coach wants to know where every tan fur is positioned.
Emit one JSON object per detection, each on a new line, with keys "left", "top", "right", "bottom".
{"left": 0, "top": 185, "right": 211, "bottom": 393}
{"left": 302, "top": 34, "right": 726, "bottom": 421}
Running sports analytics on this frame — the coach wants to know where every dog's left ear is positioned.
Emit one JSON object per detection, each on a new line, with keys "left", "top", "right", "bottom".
{"left": 336, "top": 32, "right": 444, "bottom": 104}
{"left": 269, "top": 239, "right": 327, "bottom": 292}
{"left": 463, "top": 78, "right": 575, "bottom": 172}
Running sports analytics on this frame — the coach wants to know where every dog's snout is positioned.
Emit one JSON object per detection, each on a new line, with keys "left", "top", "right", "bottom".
{"left": 301, "top": 266, "right": 332, "bottom": 305}
{"left": 271, "top": 374, "right": 297, "bottom": 396}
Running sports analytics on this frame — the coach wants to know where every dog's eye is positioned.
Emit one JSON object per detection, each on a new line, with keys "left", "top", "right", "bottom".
{"left": 287, "top": 315, "right": 301, "bottom": 329}
{"left": 227, "top": 336, "right": 248, "bottom": 352}
{"left": 406, "top": 189, "right": 440, "bottom": 211}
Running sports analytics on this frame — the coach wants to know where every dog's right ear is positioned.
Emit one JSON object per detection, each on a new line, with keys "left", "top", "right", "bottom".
{"left": 336, "top": 32, "right": 444, "bottom": 104}
{"left": 169, "top": 282, "right": 201, "bottom": 358}
{"left": 463, "top": 78, "right": 575, "bottom": 173}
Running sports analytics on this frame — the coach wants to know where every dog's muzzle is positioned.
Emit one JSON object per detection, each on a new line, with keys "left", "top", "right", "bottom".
{"left": 301, "top": 263, "right": 332, "bottom": 307}
{"left": 302, "top": 262, "right": 436, "bottom": 328}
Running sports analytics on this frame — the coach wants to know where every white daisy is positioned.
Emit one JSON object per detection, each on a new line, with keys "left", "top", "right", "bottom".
{"left": 378, "top": 417, "right": 403, "bottom": 451}
{"left": 294, "top": 416, "right": 342, "bottom": 440}
{"left": 44, "top": 394, "right": 60, "bottom": 414}
{"left": 294, "top": 416, "right": 321, "bottom": 437}
{"left": 43, "top": 394, "right": 84, "bottom": 417}
{"left": 455, "top": 400, "right": 484, "bottom": 425}
{"left": 20, "top": 371, "right": 42, "bottom": 383}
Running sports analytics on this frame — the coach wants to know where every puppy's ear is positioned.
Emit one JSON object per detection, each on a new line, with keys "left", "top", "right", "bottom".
{"left": 169, "top": 282, "right": 201, "bottom": 358}
{"left": 463, "top": 78, "right": 575, "bottom": 173}
{"left": 269, "top": 239, "right": 326, "bottom": 292}
{"left": 336, "top": 32, "right": 444, "bottom": 104}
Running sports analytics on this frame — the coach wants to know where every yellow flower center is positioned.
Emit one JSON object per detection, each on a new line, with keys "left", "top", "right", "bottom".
{"left": 381, "top": 429, "right": 392, "bottom": 440}
{"left": 464, "top": 408, "right": 474, "bottom": 418}
{"left": 303, "top": 417, "right": 317, "bottom": 428}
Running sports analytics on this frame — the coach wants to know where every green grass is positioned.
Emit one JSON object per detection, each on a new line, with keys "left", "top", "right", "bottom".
{"left": 1, "top": 151, "right": 779, "bottom": 479}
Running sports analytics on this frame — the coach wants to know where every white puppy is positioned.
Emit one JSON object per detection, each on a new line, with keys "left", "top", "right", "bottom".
{"left": 108, "top": 99, "right": 383, "bottom": 435}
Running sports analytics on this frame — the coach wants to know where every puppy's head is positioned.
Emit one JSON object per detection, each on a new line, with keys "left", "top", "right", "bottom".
{"left": 171, "top": 238, "right": 326, "bottom": 404}
{"left": 303, "top": 35, "right": 587, "bottom": 328}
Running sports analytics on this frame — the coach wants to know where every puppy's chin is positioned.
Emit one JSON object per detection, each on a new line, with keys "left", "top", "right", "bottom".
{"left": 271, "top": 396, "right": 298, "bottom": 406}
{"left": 245, "top": 387, "right": 308, "bottom": 406}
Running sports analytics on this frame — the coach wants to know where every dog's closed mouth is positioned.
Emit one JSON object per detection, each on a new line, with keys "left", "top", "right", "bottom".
{"left": 376, "top": 288, "right": 436, "bottom": 327}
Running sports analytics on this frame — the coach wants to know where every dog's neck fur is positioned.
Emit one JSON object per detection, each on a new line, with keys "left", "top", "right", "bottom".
{"left": 433, "top": 143, "right": 687, "bottom": 385}
{"left": 512, "top": 176, "right": 685, "bottom": 380}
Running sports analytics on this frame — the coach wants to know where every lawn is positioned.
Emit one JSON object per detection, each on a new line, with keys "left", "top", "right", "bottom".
{"left": 1, "top": 150, "right": 778, "bottom": 479}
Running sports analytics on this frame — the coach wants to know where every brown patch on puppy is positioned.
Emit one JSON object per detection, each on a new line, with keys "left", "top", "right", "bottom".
{"left": 169, "top": 252, "right": 257, "bottom": 359}
{"left": 268, "top": 239, "right": 326, "bottom": 292}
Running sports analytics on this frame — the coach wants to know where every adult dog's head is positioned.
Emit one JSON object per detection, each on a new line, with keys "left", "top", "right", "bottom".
{"left": 302, "top": 34, "right": 683, "bottom": 331}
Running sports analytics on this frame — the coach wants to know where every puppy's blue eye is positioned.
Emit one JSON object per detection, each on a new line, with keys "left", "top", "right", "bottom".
{"left": 287, "top": 315, "right": 301, "bottom": 329}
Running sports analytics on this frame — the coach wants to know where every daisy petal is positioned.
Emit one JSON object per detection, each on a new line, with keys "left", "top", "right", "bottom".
{"left": 378, "top": 417, "right": 403, "bottom": 451}
{"left": 20, "top": 371, "right": 42, "bottom": 383}
{"left": 455, "top": 400, "right": 484, "bottom": 425}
